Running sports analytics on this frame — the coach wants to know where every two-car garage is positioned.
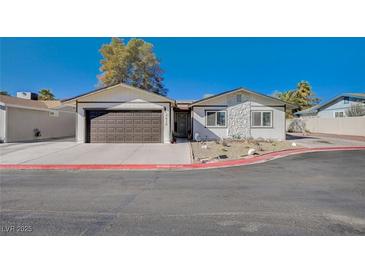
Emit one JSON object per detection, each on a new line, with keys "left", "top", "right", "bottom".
{"left": 64, "top": 83, "right": 173, "bottom": 144}
{"left": 86, "top": 110, "right": 162, "bottom": 143}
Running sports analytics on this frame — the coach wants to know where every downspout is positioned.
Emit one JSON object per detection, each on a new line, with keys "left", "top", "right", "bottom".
{"left": 248, "top": 99, "right": 252, "bottom": 139}
{"left": 169, "top": 102, "right": 172, "bottom": 142}
{"left": 75, "top": 100, "right": 79, "bottom": 142}
{"left": 191, "top": 106, "right": 194, "bottom": 140}
{"left": 284, "top": 104, "right": 287, "bottom": 140}
{"left": 4, "top": 105, "right": 8, "bottom": 143}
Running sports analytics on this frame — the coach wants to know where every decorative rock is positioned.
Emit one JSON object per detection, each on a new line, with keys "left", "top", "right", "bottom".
{"left": 247, "top": 148, "right": 256, "bottom": 155}
{"left": 194, "top": 133, "right": 201, "bottom": 142}
{"left": 291, "top": 142, "right": 297, "bottom": 147}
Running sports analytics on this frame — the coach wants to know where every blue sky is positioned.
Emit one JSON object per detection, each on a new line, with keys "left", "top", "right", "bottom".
{"left": 1, "top": 38, "right": 364, "bottom": 102}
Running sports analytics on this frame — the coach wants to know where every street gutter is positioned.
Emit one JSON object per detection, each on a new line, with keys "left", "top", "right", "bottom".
{"left": 1, "top": 146, "right": 365, "bottom": 171}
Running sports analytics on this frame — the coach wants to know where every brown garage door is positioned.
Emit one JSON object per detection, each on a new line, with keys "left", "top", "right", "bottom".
{"left": 87, "top": 110, "right": 162, "bottom": 143}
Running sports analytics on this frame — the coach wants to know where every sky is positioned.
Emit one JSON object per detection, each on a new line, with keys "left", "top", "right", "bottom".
{"left": 1, "top": 38, "right": 364, "bottom": 102}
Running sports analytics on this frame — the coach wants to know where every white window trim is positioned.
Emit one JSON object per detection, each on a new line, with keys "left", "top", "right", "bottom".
{"left": 205, "top": 110, "right": 227, "bottom": 128}
{"left": 251, "top": 110, "right": 273, "bottom": 128}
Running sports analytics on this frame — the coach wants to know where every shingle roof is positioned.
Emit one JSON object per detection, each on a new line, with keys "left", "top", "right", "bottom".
{"left": 342, "top": 93, "right": 365, "bottom": 99}
{"left": 0, "top": 95, "right": 61, "bottom": 109}
{"left": 317, "top": 93, "right": 365, "bottom": 111}
{"left": 190, "top": 87, "right": 297, "bottom": 109}
{"left": 176, "top": 100, "right": 194, "bottom": 104}
{"left": 293, "top": 92, "right": 365, "bottom": 115}
{"left": 293, "top": 105, "right": 320, "bottom": 115}
{"left": 62, "top": 82, "right": 175, "bottom": 104}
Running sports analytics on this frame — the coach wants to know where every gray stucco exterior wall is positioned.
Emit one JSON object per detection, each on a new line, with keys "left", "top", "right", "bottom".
{"left": 6, "top": 107, "right": 75, "bottom": 142}
{"left": 192, "top": 91, "right": 287, "bottom": 141}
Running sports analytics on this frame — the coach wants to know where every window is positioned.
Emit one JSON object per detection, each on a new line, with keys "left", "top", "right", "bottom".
{"left": 251, "top": 111, "right": 272, "bottom": 127}
{"left": 206, "top": 111, "right": 226, "bottom": 127}
{"left": 344, "top": 97, "right": 349, "bottom": 104}
{"left": 236, "top": 94, "right": 242, "bottom": 103}
{"left": 334, "top": 111, "right": 344, "bottom": 118}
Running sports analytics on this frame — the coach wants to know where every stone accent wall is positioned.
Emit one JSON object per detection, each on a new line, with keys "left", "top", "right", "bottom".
{"left": 227, "top": 97, "right": 251, "bottom": 139}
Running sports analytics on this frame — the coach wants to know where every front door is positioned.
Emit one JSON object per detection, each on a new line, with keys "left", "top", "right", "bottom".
{"left": 175, "top": 112, "right": 188, "bottom": 138}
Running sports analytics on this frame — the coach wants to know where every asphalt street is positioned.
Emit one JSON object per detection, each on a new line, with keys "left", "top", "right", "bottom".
{"left": 1, "top": 150, "right": 365, "bottom": 235}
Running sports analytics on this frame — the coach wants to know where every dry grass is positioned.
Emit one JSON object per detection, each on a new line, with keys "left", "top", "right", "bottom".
{"left": 191, "top": 139, "right": 301, "bottom": 163}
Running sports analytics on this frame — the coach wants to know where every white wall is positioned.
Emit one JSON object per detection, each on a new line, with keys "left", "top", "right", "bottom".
{"left": 192, "top": 106, "right": 228, "bottom": 140}
{"left": 293, "top": 116, "right": 365, "bottom": 136}
{"left": 6, "top": 107, "right": 76, "bottom": 142}
{"left": 250, "top": 105, "right": 286, "bottom": 140}
{"left": 192, "top": 91, "right": 286, "bottom": 140}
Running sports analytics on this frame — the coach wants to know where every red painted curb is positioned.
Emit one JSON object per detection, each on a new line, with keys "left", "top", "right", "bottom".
{"left": 1, "top": 146, "right": 365, "bottom": 171}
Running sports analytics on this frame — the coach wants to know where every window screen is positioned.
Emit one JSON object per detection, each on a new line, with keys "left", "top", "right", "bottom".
{"left": 262, "top": 112, "right": 272, "bottom": 126}
{"left": 206, "top": 112, "right": 216, "bottom": 126}
{"left": 252, "top": 112, "right": 262, "bottom": 127}
{"left": 217, "top": 112, "right": 226, "bottom": 126}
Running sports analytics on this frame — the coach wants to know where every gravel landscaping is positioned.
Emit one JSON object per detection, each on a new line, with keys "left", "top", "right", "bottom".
{"left": 191, "top": 139, "right": 301, "bottom": 163}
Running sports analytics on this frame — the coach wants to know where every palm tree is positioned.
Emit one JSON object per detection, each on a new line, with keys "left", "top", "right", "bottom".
{"left": 0, "top": 90, "right": 10, "bottom": 96}
{"left": 274, "top": 81, "right": 320, "bottom": 118}
{"left": 38, "top": 89, "right": 55, "bottom": 100}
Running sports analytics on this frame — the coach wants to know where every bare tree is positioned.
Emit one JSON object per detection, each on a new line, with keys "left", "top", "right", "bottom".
{"left": 345, "top": 103, "right": 365, "bottom": 117}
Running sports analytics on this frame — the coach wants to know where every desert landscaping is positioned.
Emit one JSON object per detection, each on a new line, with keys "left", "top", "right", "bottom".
{"left": 190, "top": 138, "right": 300, "bottom": 163}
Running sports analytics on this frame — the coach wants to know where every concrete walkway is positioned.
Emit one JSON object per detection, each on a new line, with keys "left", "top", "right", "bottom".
{"left": 287, "top": 133, "right": 365, "bottom": 148}
{"left": 0, "top": 139, "right": 192, "bottom": 164}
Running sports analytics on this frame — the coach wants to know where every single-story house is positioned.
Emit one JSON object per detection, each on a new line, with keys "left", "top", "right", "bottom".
{"left": 62, "top": 83, "right": 295, "bottom": 143}
{"left": 0, "top": 93, "right": 76, "bottom": 143}
{"left": 294, "top": 93, "right": 365, "bottom": 118}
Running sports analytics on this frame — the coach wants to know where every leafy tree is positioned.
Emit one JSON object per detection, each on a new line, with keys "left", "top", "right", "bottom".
{"left": 274, "top": 81, "right": 320, "bottom": 118}
{"left": 0, "top": 90, "right": 10, "bottom": 96}
{"left": 99, "top": 38, "right": 129, "bottom": 86}
{"left": 346, "top": 103, "right": 365, "bottom": 117}
{"left": 98, "top": 38, "right": 167, "bottom": 96}
{"left": 38, "top": 89, "right": 55, "bottom": 100}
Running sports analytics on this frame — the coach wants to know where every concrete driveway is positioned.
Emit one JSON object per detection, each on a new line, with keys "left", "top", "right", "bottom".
{"left": 0, "top": 139, "right": 192, "bottom": 164}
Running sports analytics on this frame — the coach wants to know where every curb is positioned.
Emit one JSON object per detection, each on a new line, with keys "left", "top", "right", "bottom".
{"left": 1, "top": 146, "right": 365, "bottom": 171}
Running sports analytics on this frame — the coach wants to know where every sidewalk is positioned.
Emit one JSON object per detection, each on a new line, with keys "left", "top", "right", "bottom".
{"left": 305, "top": 132, "right": 365, "bottom": 142}
{"left": 286, "top": 133, "right": 365, "bottom": 148}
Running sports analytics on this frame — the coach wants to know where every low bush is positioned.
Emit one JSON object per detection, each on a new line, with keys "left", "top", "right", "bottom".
{"left": 288, "top": 118, "right": 307, "bottom": 133}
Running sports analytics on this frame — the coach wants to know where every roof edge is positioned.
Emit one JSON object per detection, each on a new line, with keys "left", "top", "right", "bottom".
{"left": 317, "top": 93, "right": 365, "bottom": 111}
{"left": 62, "top": 82, "right": 175, "bottom": 104}
{"left": 190, "top": 87, "right": 297, "bottom": 109}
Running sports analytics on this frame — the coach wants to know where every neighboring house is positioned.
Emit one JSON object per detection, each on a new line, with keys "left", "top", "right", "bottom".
{"left": 294, "top": 93, "right": 365, "bottom": 118}
{"left": 0, "top": 93, "right": 76, "bottom": 143}
{"left": 62, "top": 83, "right": 295, "bottom": 143}
{"left": 292, "top": 105, "right": 320, "bottom": 118}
